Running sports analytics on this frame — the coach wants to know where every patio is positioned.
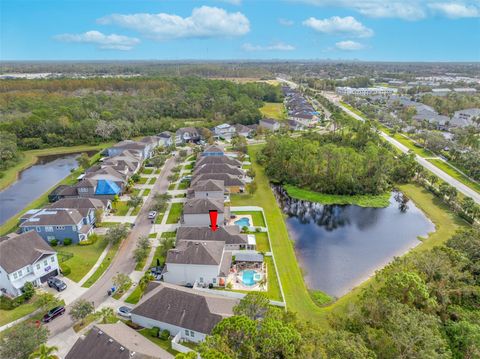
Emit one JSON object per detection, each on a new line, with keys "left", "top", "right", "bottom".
{"left": 226, "top": 252, "right": 266, "bottom": 291}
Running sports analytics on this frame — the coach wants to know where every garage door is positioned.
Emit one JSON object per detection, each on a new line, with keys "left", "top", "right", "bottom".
{"left": 40, "top": 269, "right": 58, "bottom": 283}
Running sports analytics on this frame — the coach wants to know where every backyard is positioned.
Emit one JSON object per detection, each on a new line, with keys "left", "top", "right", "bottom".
{"left": 260, "top": 102, "right": 286, "bottom": 120}
{"left": 232, "top": 211, "right": 266, "bottom": 227}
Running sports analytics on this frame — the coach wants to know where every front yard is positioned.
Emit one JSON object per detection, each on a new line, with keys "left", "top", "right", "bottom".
{"left": 0, "top": 295, "right": 42, "bottom": 327}
{"left": 166, "top": 203, "right": 183, "bottom": 224}
{"left": 57, "top": 236, "right": 108, "bottom": 282}
{"left": 82, "top": 242, "right": 120, "bottom": 288}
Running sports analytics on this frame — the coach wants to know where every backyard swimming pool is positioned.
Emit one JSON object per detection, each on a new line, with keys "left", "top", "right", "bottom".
{"left": 234, "top": 217, "right": 251, "bottom": 227}
{"left": 242, "top": 270, "right": 261, "bottom": 286}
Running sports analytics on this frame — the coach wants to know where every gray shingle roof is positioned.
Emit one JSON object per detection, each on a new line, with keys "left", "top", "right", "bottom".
{"left": 189, "top": 179, "right": 225, "bottom": 192}
{"left": 183, "top": 198, "right": 224, "bottom": 214}
{"left": 166, "top": 240, "right": 225, "bottom": 265}
{"left": 0, "top": 231, "right": 55, "bottom": 273}
{"left": 131, "top": 282, "right": 237, "bottom": 334}
{"left": 203, "top": 145, "right": 224, "bottom": 154}
{"left": 196, "top": 155, "right": 242, "bottom": 168}
{"left": 193, "top": 163, "right": 244, "bottom": 177}
{"left": 191, "top": 173, "right": 244, "bottom": 187}
{"left": 176, "top": 226, "right": 247, "bottom": 246}
{"left": 20, "top": 208, "right": 83, "bottom": 227}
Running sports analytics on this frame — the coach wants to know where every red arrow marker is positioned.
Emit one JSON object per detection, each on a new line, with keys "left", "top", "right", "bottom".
{"left": 209, "top": 210, "right": 218, "bottom": 231}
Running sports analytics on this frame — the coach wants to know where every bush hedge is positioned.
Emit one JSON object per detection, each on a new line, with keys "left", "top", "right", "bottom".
{"left": 60, "top": 263, "right": 71, "bottom": 276}
{"left": 63, "top": 238, "right": 72, "bottom": 246}
{"left": 159, "top": 329, "right": 170, "bottom": 340}
{"left": 150, "top": 327, "right": 160, "bottom": 338}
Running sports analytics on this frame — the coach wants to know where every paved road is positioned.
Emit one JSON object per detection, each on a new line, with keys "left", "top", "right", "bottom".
{"left": 331, "top": 96, "right": 480, "bottom": 204}
{"left": 46, "top": 156, "right": 177, "bottom": 336}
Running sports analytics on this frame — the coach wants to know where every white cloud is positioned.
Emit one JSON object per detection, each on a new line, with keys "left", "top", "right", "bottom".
{"left": 97, "top": 6, "right": 250, "bottom": 40}
{"left": 217, "top": 0, "right": 242, "bottom": 5}
{"left": 335, "top": 40, "right": 365, "bottom": 50}
{"left": 54, "top": 31, "right": 140, "bottom": 50}
{"left": 242, "top": 42, "right": 295, "bottom": 51}
{"left": 429, "top": 2, "right": 480, "bottom": 18}
{"left": 295, "top": 0, "right": 480, "bottom": 20}
{"left": 303, "top": 16, "right": 374, "bottom": 37}
{"left": 278, "top": 18, "right": 295, "bottom": 26}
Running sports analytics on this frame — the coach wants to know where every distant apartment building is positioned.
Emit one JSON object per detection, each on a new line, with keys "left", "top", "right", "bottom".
{"left": 336, "top": 86, "right": 397, "bottom": 97}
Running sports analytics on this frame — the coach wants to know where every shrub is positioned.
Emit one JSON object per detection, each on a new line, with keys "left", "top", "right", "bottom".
{"left": 60, "top": 263, "right": 71, "bottom": 276}
{"left": 0, "top": 294, "right": 27, "bottom": 310}
{"left": 50, "top": 239, "right": 58, "bottom": 246}
{"left": 63, "top": 238, "right": 72, "bottom": 246}
{"left": 125, "top": 320, "right": 142, "bottom": 330}
{"left": 79, "top": 234, "right": 99, "bottom": 246}
{"left": 22, "top": 282, "right": 35, "bottom": 300}
{"left": 159, "top": 329, "right": 170, "bottom": 340}
{"left": 150, "top": 327, "right": 160, "bottom": 338}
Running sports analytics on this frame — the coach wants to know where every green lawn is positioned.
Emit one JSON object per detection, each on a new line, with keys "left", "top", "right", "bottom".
{"left": 82, "top": 242, "right": 120, "bottom": 288}
{"left": 143, "top": 188, "right": 151, "bottom": 196}
{"left": 428, "top": 159, "right": 480, "bottom": 194}
{"left": 177, "top": 181, "right": 189, "bottom": 190}
{"left": 184, "top": 163, "right": 194, "bottom": 170}
{"left": 233, "top": 211, "right": 266, "bottom": 227}
{"left": 265, "top": 257, "right": 283, "bottom": 301}
{"left": 284, "top": 185, "right": 391, "bottom": 208}
{"left": 138, "top": 329, "right": 179, "bottom": 355}
{"left": 168, "top": 183, "right": 176, "bottom": 190}
{"left": 166, "top": 203, "right": 183, "bottom": 224}
{"left": 113, "top": 201, "right": 130, "bottom": 216}
{"left": 58, "top": 237, "right": 108, "bottom": 282}
{"left": 135, "top": 246, "right": 153, "bottom": 271}
{"left": 254, "top": 232, "right": 270, "bottom": 252}
{"left": 137, "top": 177, "right": 149, "bottom": 184}
{"left": 125, "top": 285, "right": 143, "bottom": 305}
{"left": 112, "top": 282, "right": 133, "bottom": 300}
{"left": 260, "top": 102, "right": 287, "bottom": 120}
{"left": 142, "top": 168, "right": 154, "bottom": 174}
{"left": 0, "top": 296, "right": 42, "bottom": 327}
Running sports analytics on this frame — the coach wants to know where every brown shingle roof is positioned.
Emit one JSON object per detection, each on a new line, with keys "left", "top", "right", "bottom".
{"left": 166, "top": 240, "right": 225, "bottom": 265}
{"left": 131, "top": 283, "right": 237, "bottom": 334}
{"left": 0, "top": 231, "right": 55, "bottom": 273}
{"left": 183, "top": 198, "right": 224, "bottom": 214}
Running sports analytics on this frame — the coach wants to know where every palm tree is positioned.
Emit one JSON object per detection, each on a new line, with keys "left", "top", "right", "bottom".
{"left": 95, "top": 307, "right": 115, "bottom": 324}
{"left": 28, "top": 344, "right": 58, "bottom": 359}
{"left": 139, "top": 272, "right": 155, "bottom": 292}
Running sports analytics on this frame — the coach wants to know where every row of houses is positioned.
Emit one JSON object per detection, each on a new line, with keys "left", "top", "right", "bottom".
{"left": 283, "top": 86, "right": 319, "bottom": 129}
{"left": 336, "top": 86, "right": 398, "bottom": 97}
{"left": 0, "top": 137, "right": 164, "bottom": 297}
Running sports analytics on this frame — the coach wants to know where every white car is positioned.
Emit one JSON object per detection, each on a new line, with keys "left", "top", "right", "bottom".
{"left": 117, "top": 306, "right": 132, "bottom": 318}
{"left": 148, "top": 211, "right": 157, "bottom": 219}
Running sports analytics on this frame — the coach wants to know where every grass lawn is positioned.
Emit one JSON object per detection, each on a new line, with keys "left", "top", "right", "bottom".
{"left": 265, "top": 257, "right": 283, "bottom": 301}
{"left": 142, "top": 168, "right": 154, "bottom": 174}
{"left": 125, "top": 285, "right": 143, "bottom": 305}
{"left": 137, "top": 177, "right": 149, "bottom": 184}
{"left": 82, "top": 242, "right": 120, "bottom": 288}
{"left": 58, "top": 237, "right": 108, "bottom": 282}
{"left": 0, "top": 296, "right": 42, "bottom": 327}
{"left": 154, "top": 212, "right": 165, "bottom": 224}
{"left": 131, "top": 205, "right": 142, "bottom": 216}
{"left": 233, "top": 211, "right": 266, "bottom": 227}
{"left": 143, "top": 188, "right": 151, "bottom": 196}
{"left": 168, "top": 183, "right": 176, "bottom": 190}
{"left": 112, "top": 282, "right": 133, "bottom": 300}
{"left": 260, "top": 102, "right": 286, "bottom": 120}
{"left": 135, "top": 246, "right": 153, "bottom": 271}
{"left": 284, "top": 185, "right": 391, "bottom": 208}
{"left": 138, "top": 329, "right": 179, "bottom": 355}
{"left": 184, "top": 163, "right": 194, "bottom": 170}
{"left": 428, "top": 159, "right": 480, "bottom": 194}
{"left": 166, "top": 203, "right": 183, "bottom": 224}
{"left": 113, "top": 201, "right": 130, "bottom": 216}
{"left": 131, "top": 188, "right": 142, "bottom": 197}
{"left": 254, "top": 232, "right": 270, "bottom": 252}
{"left": 177, "top": 181, "right": 189, "bottom": 190}
{"left": 95, "top": 222, "right": 117, "bottom": 228}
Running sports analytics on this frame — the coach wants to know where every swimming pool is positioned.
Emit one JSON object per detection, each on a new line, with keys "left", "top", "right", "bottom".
{"left": 234, "top": 217, "right": 251, "bottom": 227}
{"left": 241, "top": 270, "right": 262, "bottom": 286}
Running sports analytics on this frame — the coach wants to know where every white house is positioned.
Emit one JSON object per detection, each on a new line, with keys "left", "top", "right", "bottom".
{"left": 336, "top": 87, "right": 397, "bottom": 97}
{"left": 182, "top": 198, "right": 228, "bottom": 227}
{"left": 163, "top": 240, "right": 231, "bottom": 287}
{"left": 214, "top": 123, "right": 236, "bottom": 140}
{"left": 130, "top": 282, "right": 238, "bottom": 343}
{"left": 0, "top": 231, "right": 59, "bottom": 297}
{"left": 158, "top": 131, "right": 174, "bottom": 147}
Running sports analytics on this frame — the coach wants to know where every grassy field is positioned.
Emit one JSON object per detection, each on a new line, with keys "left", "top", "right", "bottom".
{"left": 0, "top": 296, "right": 42, "bottom": 327}
{"left": 143, "top": 189, "right": 151, "bottom": 196}
{"left": 138, "top": 177, "right": 149, "bottom": 184}
{"left": 0, "top": 143, "right": 112, "bottom": 191}
{"left": 58, "top": 238, "right": 108, "bottom": 282}
{"left": 113, "top": 201, "right": 130, "bottom": 216}
{"left": 0, "top": 148, "right": 107, "bottom": 236}
{"left": 428, "top": 159, "right": 480, "bottom": 193}
{"left": 125, "top": 285, "right": 143, "bottom": 304}
{"left": 284, "top": 184, "right": 391, "bottom": 208}
{"left": 142, "top": 168, "right": 154, "bottom": 174}
{"left": 260, "top": 102, "right": 286, "bottom": 120}
{"left": 166, "top": 203, "right": 183, "bottom": 224}
{"left": 254, "top": 232, "right": 270, "bottom": 252}
{"left": 233, "top": 211, "right": 266, "bottom": 227}
{"left": 82, "top": 242, "right": 120, "bottom": 288}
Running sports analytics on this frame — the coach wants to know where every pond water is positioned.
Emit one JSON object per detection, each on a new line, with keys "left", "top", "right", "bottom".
{"left": 274, "top": 187, "right": 435, "bottom": 298}
{"left": 0, "top": 152, "right": 93, "bottom": 225}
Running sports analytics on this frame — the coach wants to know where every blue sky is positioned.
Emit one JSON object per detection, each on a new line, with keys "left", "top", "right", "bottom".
{"left": 2, "top": 0, "right": 480, "bottom": 61}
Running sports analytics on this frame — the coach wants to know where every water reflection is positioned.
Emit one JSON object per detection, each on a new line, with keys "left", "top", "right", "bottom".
{"left": 273, "top": 186, "right": 434, "bottom": 298}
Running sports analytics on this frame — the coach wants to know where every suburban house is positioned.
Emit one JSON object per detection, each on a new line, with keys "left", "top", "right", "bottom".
{"left": 290, "top": 113, "right": 317, "bottom": 127}
{"left": 66, "top": 323, "right": 172, "bottom": 359}
{"left": 287, "top": 119, "right": 304, "bottom": 131}
{"left": 106, "top": 140, "right": 150, "bottom": 159}
{"left": 49, "top": 178, "right": 122, "bottom": 202}
{"left": 158, "top": 131, "right": 174, "bottom": 147}
{"left": 46, "top": 197, "right": 111, "bottom": 215}
{"left": 182, "top": 198, "right": 228, "bottom": 227}
{"left": 201, "top": 145, "right": 224, "bottom": 157}
{"left": 175, "top": 127, "right": 201, "bottom": 145}
{"left": 451, "top": 108, "right": 480, "bottom": 127}
{"left": 234, "top": 124, "right": 253, "bottom": 137}
{"left": 84, "top": 167, "right": 128, "bottom": 187}
{"left": 176, "top": 226, "right": 256, "bottom": 250}
{"left": 187, "top": 179, "right": 226, "bottom": 200}
{"left": 19, "top": 207, "right": 94, "bottom": 244}
{"left": 101, "top": 150, "right": 142, "bottom": 176}
{"left": 0, "top": 231, "right": 59, "bottom": 297}
{"left": 214, "top": 123, "right": 236, "bottom": 140}
{"left": 163, "top": 240, "right": 231, "bottom": 287}
{"left": 130, "top": 282, "right": 238, "bottom": 343}
{"left": 193, "top": 163, "right": 246, "bottom": 179}
{"left": 140, "top": 135, "right": 161, "bottom": 149}
{"left": 192, "top": 173, "right": 245, "bottom": 193}
{"left": 259, "top": 118, "right": 281, "bottom": 132}
{"left": 196, "top": 155, "right": 242, "bottom": 168}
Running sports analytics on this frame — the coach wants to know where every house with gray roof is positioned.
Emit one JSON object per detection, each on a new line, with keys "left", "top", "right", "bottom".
{"left": 130, "top": 282, "right": 238, "bottom": 343}
{"left": 19, "top": 207, "right": 94, "bottom": 244}
{"left": 201, "top": 145, "right": 224, "bottom": 157}
{"left": 187, "top": 179, "right": 226, "bottom": 200}
{"left": 158, "top": 131, "right": 174, "bottom": 147}
{"left": 259, "top": 118, "right": 281, "bottom": 132}
{"left": 195, "top": 155, "right": 242, "bottom": 168}
{"left": 163, "top": 240, "right": 232, "bottom": 287}
{"left": 214, "top": 123, "right": 236, "bottom": 140}
{"left": 176, "top": 225, "right": 255, "bottom": 250}
{"left": 451, "top": 108, "right": 480, "bottom": 127}
{"left": 287, "top": 119, "right": 305, "bottom": 131}
{"left": 193, "top": 163, "right": 246, "bottom": 179}
{"left": 182, "top": 198, "right": 228, "bottom": 227}
{"left": 0, "top": 231, "right": 59, "bottom": 297}
{"left": 234, "top": 124, "right": 253, "bottom": 137}
{"left": 175, "top": 127, "right": 201, "bottom": 145}
{"left": 66, "top": 322, "right": 172, "bottom": 359}
{"left": 106, "top": 140, "right": 149, "bottom": 159}
{"left": 191, "top": 173, "right": 245, "bottom": 193}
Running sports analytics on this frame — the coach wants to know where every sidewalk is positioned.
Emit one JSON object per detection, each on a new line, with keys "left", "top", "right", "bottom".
{"left": 77, "top": 243, "right": 112, "bottom": 287}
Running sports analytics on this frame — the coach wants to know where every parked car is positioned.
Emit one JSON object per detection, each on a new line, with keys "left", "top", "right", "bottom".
{"left": 148, "top": 211, "right": 157, "bottom": 220}
{"left": 117, "top": 306, "right": 132, "bottom": 318}
{"left": 47, "top": 277, "right": 67, "bottom": 292}
{"left": 42, "top": 306, "right": 65, "bottom": 323}
{"left": 185, "top": 283, "right": 194, "bottom": 288}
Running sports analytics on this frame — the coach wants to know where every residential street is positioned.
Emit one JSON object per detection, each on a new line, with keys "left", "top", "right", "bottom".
{"left": 46, "top": 156, "right": 177, "bottom": 337}
{"left": 322, "top": 92, "right": 480, "bottom": 204}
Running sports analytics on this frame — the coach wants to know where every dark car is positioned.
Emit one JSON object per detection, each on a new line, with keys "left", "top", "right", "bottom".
{"left": 185, "top": 283, "right": 194, "bottom": 288}
{"left": 47, "top": 277, "right": 67, "bottom": 292}
{"left": 42, "top": 306, "right": 65, "bottom": 323}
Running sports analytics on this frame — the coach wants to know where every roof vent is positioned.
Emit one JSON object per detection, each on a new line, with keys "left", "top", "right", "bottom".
{"left": 108, "top": 339, "right": 113, "bottom": 343}
{"left": 130, "top": 352, "right": 136, "bottom": 357}
{"left": 120, "top": 346, "right": 125, "bottom": 351}
{"left": 98, "top": 331, "right": 103, "bottom": 335}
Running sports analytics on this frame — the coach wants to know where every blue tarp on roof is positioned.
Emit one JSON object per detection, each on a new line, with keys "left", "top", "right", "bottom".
{"left": 95, "top": 179, "right": 121, "bottom": 195}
